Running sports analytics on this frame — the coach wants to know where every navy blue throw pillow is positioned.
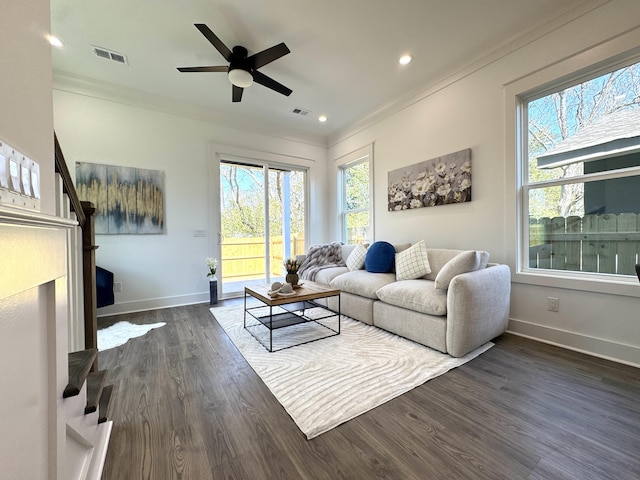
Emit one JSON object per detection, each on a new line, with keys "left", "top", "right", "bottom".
{"left": 365, "top": 241, "right": 395, "bottom": 273}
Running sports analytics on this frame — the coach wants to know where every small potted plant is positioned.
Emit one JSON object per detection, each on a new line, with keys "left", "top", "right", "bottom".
{"left": 283, "top": 258, "right": 301, "bottom": 286}
{"left": 205, "top": 257, "right": 218, "bottom": 304}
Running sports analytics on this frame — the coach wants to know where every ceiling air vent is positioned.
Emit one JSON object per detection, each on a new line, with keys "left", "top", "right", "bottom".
{"left": 292, "top": 107, "right": 310, "bottom": 116}
{"left": 92, "top": 45, "right": 128, "bottom": 65}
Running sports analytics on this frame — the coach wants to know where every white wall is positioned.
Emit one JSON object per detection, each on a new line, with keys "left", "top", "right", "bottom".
{"left": 328, "top": 0, "right": 640, "bottom": 366}
{"left": 0, "top": 1, "right": 58, "bottom": 478}
{"left": 0, "top": 0, "right": 54, "bottom": 214}
{"left": 53, "top": 91, "right": 328, "bottom": 314}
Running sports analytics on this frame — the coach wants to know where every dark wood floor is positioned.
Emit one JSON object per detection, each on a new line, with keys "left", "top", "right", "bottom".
{"left": 98, "top": 301, "right": 640, "bottom": 479}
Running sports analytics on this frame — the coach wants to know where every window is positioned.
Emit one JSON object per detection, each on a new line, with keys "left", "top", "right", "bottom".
{"left": 340, "top": 152, "right": 372, "bottom": 244}
{"left": 520, "top": 59, "right": 640, "bottom": 278}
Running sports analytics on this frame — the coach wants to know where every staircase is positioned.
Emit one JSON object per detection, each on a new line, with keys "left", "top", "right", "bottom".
{"left": 65, "top": 350, "right": 113, "bottom": 422}
{"left": 55, "top": 134, "right": 114, "bottom": 479}
{"left": 63, "top": 349, "right": 113, "bottom": 479}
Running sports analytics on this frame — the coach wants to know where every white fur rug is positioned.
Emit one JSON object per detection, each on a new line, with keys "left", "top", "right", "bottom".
{"left": 97, "top": 321, "right": 167, "bottom": 350}
{"left": 210, "top": 304, "right": 492, "bottom": 439}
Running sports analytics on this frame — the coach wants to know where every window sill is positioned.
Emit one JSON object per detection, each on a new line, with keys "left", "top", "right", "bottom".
{"left": 514, "top": 269, "right": 640, "bottom": 298}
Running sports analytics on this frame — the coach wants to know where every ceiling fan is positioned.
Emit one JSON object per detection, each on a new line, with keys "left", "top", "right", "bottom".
{"left": 177, "top": 24, "right": 292, "bottom": 103}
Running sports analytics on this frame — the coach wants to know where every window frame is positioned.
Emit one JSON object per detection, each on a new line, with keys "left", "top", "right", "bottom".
{"left": 336, "top": 144, "right": 374, "bottom": 245}
{"left": 505, "top": 45, "right": 640, "bottom": 297}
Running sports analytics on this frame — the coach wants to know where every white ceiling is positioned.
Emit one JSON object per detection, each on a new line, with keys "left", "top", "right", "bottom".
{"left": 50, "top": 0, "right": 589, "bottom": 143}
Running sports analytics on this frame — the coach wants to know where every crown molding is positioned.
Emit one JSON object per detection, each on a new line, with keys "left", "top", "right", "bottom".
{"left": 326, "top": 0, "right": 611, "bottom": 147}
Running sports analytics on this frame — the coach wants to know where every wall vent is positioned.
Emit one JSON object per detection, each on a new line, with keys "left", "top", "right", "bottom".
{"left": 91, "top": 46, "right": 128, "bottom": 65}
{"left": 291, "top": 107, "right": 311, "bottom": 116}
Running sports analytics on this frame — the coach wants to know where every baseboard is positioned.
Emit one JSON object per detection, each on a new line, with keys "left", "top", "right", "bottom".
{"left": 507, "top": 318, "right": 640, "bottom": 368}
{"left": 97, "top": 293, "right": 208, "bottom": 317}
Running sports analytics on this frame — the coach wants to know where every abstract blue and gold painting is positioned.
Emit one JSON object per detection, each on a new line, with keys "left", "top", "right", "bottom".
{"left": 75, "top": 162, "right": 165, "bottom": 234}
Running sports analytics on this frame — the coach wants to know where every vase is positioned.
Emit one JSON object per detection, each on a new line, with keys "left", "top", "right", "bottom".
{"left": 209, "top": 277, "right": 218, "bottom": 305}
{"left": 286, "top": 273, "right": 299, "bottom": 286}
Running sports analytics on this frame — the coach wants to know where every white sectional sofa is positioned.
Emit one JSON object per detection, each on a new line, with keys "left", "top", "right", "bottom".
{"left": 297, "top": 242, "right": 511, "bottom": 357}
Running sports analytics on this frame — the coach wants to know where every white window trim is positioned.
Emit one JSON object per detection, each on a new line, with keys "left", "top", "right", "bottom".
{"left": 504, "top": 40, "right": 640, "bottom": 298}
{"left": 336, "top": 144, "right": 374, "bottom": 244}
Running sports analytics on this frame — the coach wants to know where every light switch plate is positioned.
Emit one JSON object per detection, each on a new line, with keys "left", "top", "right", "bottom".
{"left": 0, "top": 137, "right": 41, "bottom": 211}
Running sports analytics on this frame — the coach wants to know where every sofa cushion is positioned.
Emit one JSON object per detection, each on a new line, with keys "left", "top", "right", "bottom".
{"left": 341, "top": 244, "right": 356, "bottom": 263}
{"left": 313, "top": 266, "right": 350, "bottom": 285}
{"left": 330, "top": 270, "right": 396, "bottom": 299}
{"left": 394, "top": 243, "right": 412, "bottom": 254}
{"left": 434, "top": 250, "right": 490, "bottom": 290}
{"left": 365, "top": 241, "right": 396, "bottom": 273}
{"left": 376, "top": 279, "right": 447, "bottom": 316}
{"left": 346, "top": 243, "right": 368, "bottom": 271}
{"left": 395, "top": 240, "right": 431, "bottom": 281}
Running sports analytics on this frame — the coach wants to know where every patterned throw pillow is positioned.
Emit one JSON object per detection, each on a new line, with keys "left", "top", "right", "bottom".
{"left": 346, "top": 244, "right": 368, "bottom": 271}
{"left": 395, "top": 240, "right": 431, "bottom": 281}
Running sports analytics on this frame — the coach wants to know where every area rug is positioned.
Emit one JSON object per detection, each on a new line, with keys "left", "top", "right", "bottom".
{"left": 97, "top": 321, "right": 166, "bottom": 350}
{"left": 210, "top": 303, "right": 492, "bottom": 439}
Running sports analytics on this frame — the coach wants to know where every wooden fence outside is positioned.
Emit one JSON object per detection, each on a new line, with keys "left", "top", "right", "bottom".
{"left": 529, "top": 213, "right": 640, "bottom": 275}
{"left": 221, "top": 235, "right": 305, "bottom": 281}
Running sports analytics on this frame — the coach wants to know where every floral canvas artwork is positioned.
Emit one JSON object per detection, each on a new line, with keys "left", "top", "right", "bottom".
{"left": 387, "top": 148, "right": 471, "bottom": 211}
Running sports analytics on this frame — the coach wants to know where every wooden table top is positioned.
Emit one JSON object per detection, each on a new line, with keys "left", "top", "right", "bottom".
{"left": 245, "top": 280, "right": 340, "bottom": 306}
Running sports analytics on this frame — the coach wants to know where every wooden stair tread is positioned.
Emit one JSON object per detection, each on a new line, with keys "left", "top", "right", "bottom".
{"left": 98, "top": 384, "right": 114, "bottom": 424}
{"left": 85, "top": 370, "right": 107, "bottom": 414}
{"left": 63, "top": 349, "right": 97, "bottom": 398}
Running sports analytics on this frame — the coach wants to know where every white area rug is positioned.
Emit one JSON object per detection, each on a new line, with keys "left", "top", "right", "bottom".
{"left": 97, "top": 321, "right": 167, "bottom": 350}
{"left": 210, "top": 304, "right": 492, "bottom": 439}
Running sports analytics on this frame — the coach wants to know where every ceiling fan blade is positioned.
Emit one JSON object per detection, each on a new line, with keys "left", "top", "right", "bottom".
{"left": 194, "top": 24, "right": 232, "bottom": 61}
{"left": 249, "top": 43, "right": 290, "bottom": 69}
{"left": 252, "top": 71, "right": 292, "bottom": 97}
{"left": 177, "top": 66, "right": 228, "bottom": 73}
{"left": 232, "top": 85, "right": 244, "bottom": 102}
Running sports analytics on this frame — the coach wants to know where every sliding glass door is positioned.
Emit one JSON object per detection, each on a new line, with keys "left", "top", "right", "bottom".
{"left": 219, "top": 160, "right": 306, "bottom": 296}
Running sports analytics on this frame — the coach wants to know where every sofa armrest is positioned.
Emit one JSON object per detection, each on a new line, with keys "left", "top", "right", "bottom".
{"left": 445, "top": 264, "right": 511, "bottom": 357}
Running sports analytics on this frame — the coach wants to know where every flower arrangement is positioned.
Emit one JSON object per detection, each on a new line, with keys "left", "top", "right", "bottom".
{"left": 283, "top": 258, "right": 301, "bottom": 274}
{"left": 205, "top": 257, "right": 218, "bottom": 278}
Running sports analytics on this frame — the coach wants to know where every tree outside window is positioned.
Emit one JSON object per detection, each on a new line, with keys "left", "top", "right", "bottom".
{"left": 341, "top": 158, "right": 371, "bottom": 244}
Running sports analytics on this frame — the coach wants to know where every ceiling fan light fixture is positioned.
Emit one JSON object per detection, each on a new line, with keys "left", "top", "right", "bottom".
{"left": 228, "top": 68, "right": 253, "bottom": 88}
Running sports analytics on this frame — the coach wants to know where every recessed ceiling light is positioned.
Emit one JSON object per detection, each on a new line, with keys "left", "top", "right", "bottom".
{"left": 399, "top": 54, "right": 412, "bottom": 65}
{"left": 318, "top": 115, "right": 327, "bottom": 123}
{"left": 48, "top": 35, "right": 64, "bottom": 48}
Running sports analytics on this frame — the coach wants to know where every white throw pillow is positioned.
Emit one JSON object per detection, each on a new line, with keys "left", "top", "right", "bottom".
{"left": 346, "top": 243, "right": 368, "bottom": 271}
{"left": 434, "top": 250, "right": 487, "bottom": 290}
{"left": 395, "top": 240, "right": 431, "bottom": 281}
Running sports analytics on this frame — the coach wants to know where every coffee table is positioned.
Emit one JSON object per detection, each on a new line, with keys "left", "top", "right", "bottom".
{"left": 244, "top": 281, "right": 341, "bottom": 352}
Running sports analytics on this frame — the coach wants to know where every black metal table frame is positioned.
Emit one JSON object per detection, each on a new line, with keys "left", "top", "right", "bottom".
{"left": 243, "top": 292, "right": 341, "bottom": 352}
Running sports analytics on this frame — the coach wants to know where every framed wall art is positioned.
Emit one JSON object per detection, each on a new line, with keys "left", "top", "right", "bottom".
{"left": 388, "top": 148, "right": 471, "bottom": 211}
{"left": 75, "top": 162, "right": 165, "bottom": 234}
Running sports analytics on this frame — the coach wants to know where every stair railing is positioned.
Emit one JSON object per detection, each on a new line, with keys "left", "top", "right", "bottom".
{"left": 54, "top": 133, "right": 99, "bottom": 368}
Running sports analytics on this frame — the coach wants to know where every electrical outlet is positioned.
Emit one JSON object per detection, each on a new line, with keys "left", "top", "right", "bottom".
{"left": 547, "top": 296, "right": 559, "bottom": 312}
{"left": 113, "top": 281, "right": 123, "bottom": 293}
